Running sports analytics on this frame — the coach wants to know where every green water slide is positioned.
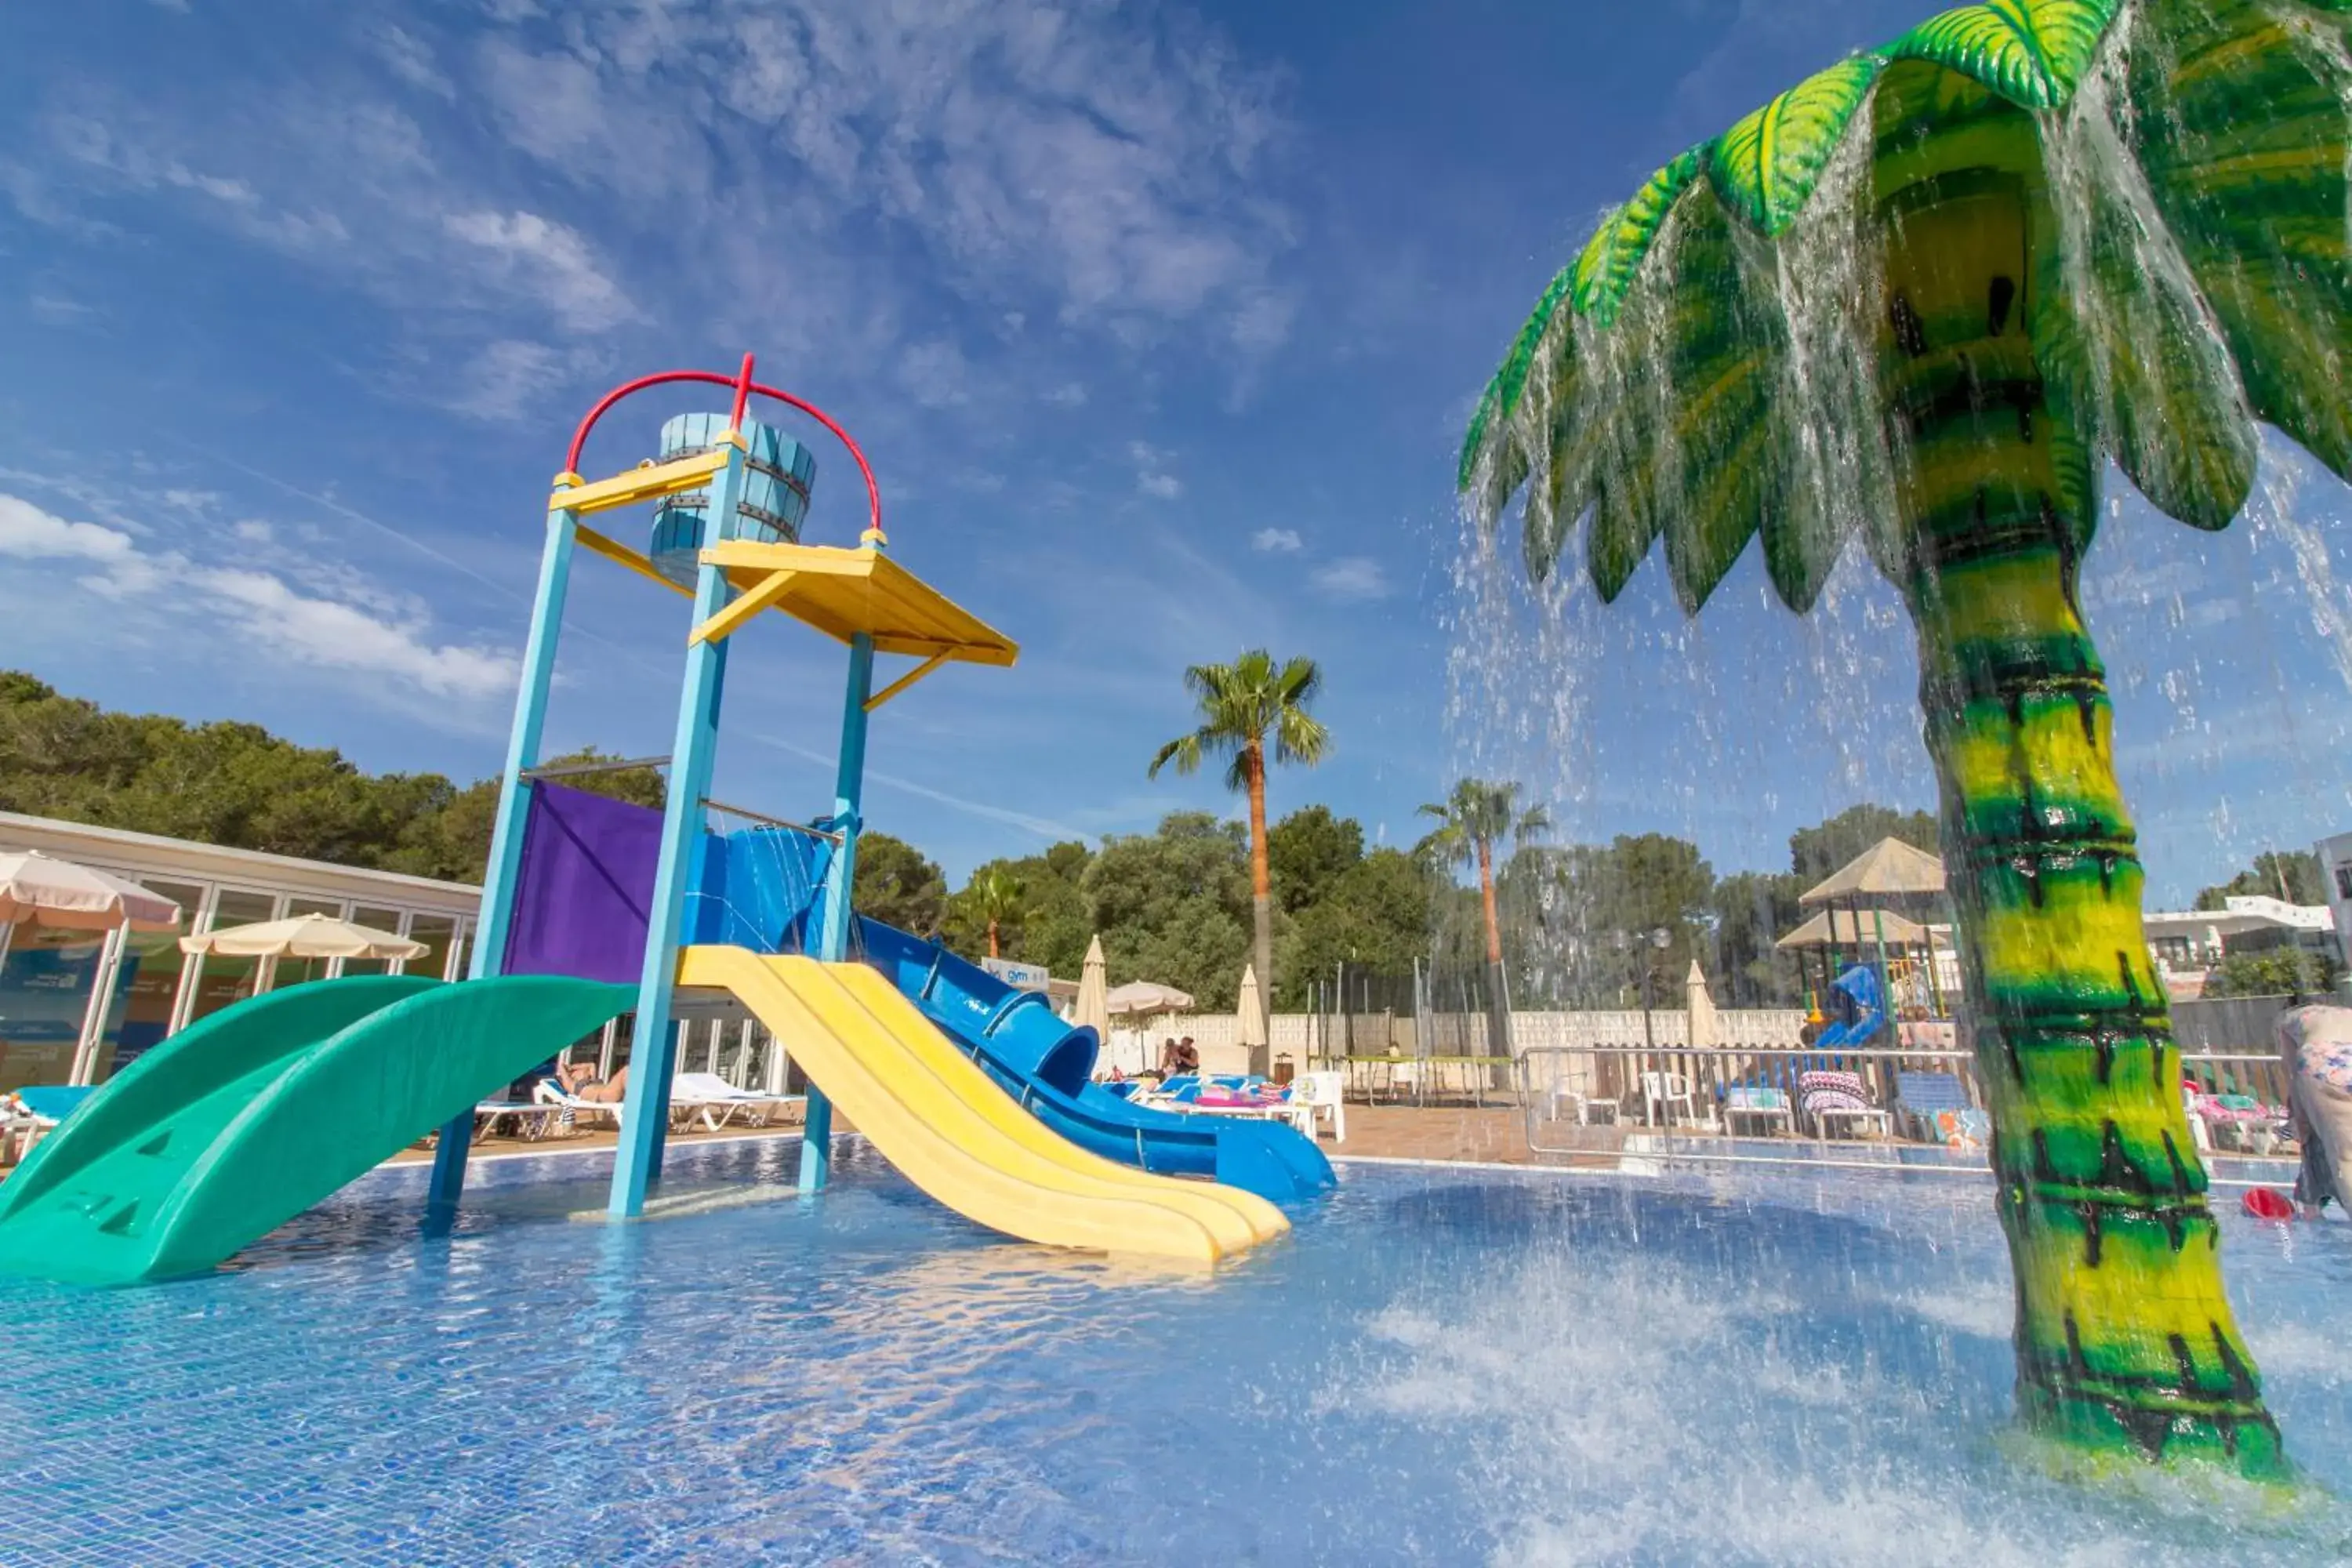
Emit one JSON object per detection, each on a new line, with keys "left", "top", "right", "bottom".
{"left": 0, "top": 974, "right": 630, "bottom": 1286}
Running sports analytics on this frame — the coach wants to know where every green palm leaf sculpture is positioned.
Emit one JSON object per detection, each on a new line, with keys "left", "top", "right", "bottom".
{"left": 1462, "top": 0, "right": 2352, "bottom": 1478}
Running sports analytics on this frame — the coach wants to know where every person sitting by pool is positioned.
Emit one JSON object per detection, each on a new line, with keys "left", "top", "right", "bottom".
{"left": 1174, "top": 1037, "right": 1200, "bottom": 1073}
{"left": 554, "top": 1058, "right": 629, "bottom": 1104}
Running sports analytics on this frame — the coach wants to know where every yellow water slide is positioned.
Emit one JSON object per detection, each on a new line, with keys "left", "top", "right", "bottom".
{"left": 678, "top": 947, "right": 1288, "bottom": 1262}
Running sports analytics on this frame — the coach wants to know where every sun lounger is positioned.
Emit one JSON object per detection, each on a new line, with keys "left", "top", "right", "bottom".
{"left": 1798, "top": 1069, "right": 1891, "bottom": 1138}
{"left": 670, "top": 1072, "right": 804, "bottom": 1131}
{"left": 2, "top": 1085, "right": 97, "bottom": 1162}
{"left": 2186, "top": 1089, "right": 2286, "bottom": 1155}
{"left": 1893, "top": 1071, "right": 1973, "bottom": 1142}
{"left": 534, "top": 1078, "right": 623, "bottom": 1128}
{"left": 1721, "top": 1084, "right": 1794, "bottom": 1136}
{"left": 471, "top": 1098, "right": 570, "bottom": 1142}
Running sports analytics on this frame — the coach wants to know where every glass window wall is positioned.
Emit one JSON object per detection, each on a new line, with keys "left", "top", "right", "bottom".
{"left": 0, "top": 927, "right": 111, "bottom": 1094}
{"left": 404, "top": 915, "right": 457, "bottom": 982}
{"left": 103, "top": 877, "right": 205, "bottom": 1083}
{"left": 186, "top": 888, "right": 281, "bottom": 1024}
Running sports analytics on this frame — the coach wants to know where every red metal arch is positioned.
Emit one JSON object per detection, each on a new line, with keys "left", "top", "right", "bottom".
{"left": 564, "top": 354, "right": 884, "bottom": 543}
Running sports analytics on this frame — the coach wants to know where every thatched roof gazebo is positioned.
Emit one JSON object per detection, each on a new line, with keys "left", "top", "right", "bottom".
{"left": 1788, "top": 837, "right": 1951, "bottom": 1018}
{"left": 1798, "top": 837, "right": 1947, "bottom": 906}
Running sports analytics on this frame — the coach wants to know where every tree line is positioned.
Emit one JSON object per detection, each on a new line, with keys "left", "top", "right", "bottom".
{"left": 5, "top": 669, "right": 2331, "bottom": 1008}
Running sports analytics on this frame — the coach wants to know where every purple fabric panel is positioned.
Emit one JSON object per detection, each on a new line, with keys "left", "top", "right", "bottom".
{"left": 502, "top": 781, "right": 663, "bottom": 985}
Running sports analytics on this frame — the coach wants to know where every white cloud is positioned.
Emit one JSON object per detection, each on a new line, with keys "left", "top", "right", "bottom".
{"left": 28, "top": 293, "right": 98, "bottom": 325}
{"left": 1044, "top": 382, "right": 1089, "bottom": 407}
{"left": 1131, "top": 441, "right": 1183, "bottom": 501}
{"left": 191, "top": 566, "right": 516, "bottom": 700}
{"left": 898, "top": 339, "right": 975, "bottom": 408}
{"left": 1311, "top": 556, "right": 1392, "bottom": 602}
{"left": 1252, "top": 527, "right": 1302, "bottom": 553}
{"left": 0, "top": 493, "right": 148, "bottom": 591}
{"left": 442, "top": 339, "right": 563, "bottom": 423}
{"left": 0, "top": 491, "right": 516, "bottom": 703}
{"left": 466, "top": 2, "right": 1298, "bottom": 354}
{"left": 231, "top": 519, "right": 274, "bottom": 544}
{"left": 369, "top": 24, "right": 455, "bottom": 100}
{"left": 442, "top": 209, "right": 636, "bottom": 332}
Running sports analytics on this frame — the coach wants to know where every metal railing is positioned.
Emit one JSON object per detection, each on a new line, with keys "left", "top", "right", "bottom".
{"left": 1305, "top": 1054, "right": 1524, "bottom": 1109}
{"left": 1511, "top": 1042, "right": 2295, "bottom": 1166}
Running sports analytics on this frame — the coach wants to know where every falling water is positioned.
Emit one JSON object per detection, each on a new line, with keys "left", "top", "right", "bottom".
{"left": 1448, "top": 0, "right": 2352, "bottom": 920}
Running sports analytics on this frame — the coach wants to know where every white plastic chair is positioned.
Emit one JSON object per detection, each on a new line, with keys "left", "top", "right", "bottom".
{"left": 1639, "top": 1071, "right": 1697, "bottom": 1127}
{"left": 1290, "top": 1070, "right": 1346, "bottom": 1142}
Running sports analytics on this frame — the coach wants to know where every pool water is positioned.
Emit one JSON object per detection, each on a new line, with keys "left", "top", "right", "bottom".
{"left": 4, "top": 1141, "right": 2350, "bottom": 1565}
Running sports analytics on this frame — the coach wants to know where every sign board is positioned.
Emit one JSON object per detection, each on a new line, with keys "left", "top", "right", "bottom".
{"left": 981, "top": 956, "right": 1052, "bottom": 993}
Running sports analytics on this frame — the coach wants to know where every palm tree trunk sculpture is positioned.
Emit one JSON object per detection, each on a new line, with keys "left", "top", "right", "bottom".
{"left": 1460, "top": 0, "right": 2348, "bottom": 1477}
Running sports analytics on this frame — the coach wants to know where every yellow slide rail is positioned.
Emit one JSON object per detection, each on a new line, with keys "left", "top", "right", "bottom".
{"left": 680, "top": 947, "right": 1287, "bottom": 1262}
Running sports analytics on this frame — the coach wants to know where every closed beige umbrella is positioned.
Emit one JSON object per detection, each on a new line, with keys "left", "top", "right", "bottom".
{"left": 1684, "top": 958, "right": 1717, "bottom": 1051}
{"left": 181, "top": 912, "right": 426, "bottom": 961}
{"left": 1075, "top": 935, "right": 1111, "bottom": 1037}
{"left": 1236, "top": 962, "right": 1269, "bottom": 1075}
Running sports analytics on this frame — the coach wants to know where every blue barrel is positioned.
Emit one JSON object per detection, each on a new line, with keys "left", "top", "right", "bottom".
{"left": 648, "top": 412, "right": 817, "bottom": 589}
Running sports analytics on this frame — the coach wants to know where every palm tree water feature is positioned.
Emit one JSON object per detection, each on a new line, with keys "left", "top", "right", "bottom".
{"left": 1458, "top": 0, "right": 2352, "bottom": 1479}
{"left": 1149, "top": 650, "right": 1330, "bottom": 1074}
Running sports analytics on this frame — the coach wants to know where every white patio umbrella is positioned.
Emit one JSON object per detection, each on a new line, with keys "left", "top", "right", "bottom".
{"left": 1074, "top": 935, "right": 1111, "bottom": 1037}
{"left": 1684, "top": 958, "right": 1718, "bottom": 1051}
{"left": 180, "top": 912, "right": 426, "bottom": 961}
{"left": 1105, "top": 980, "right": 1195, "bottom": 1016}
{"left": 0, "top": 851, "right": 183, "bottom": 937}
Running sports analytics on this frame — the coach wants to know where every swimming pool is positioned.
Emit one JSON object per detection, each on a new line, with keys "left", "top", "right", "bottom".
{"left": 3, "top": 1142, "right": 2348, "bottom": 1565}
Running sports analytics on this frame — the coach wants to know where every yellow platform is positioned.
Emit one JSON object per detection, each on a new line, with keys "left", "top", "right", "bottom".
{"left": 679, "top": 946, "right": 1287, "bottom": 1262}
{"left": 692, "top": 539, "right": 1018, "bottom": 666}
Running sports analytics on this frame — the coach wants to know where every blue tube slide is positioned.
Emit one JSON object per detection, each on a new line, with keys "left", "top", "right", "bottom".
{"left": 854, "top": 918, "right": 1334, "bottom": 1203}
{"left": 688, "top": 825, "right": 1333, "bottom": 1203}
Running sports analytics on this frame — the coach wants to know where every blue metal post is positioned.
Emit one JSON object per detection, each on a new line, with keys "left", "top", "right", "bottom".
{"left": 797, "top": 630, "right": 875, "bottom": 1193}
{"left": 608, "top": 445, "right": 748, "bottom": 1219}
{"left": 427, "top": 495, "right": 578, "bottom": 1217}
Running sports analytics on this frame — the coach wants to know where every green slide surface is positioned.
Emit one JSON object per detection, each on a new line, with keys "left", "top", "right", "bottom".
{"left": 0, "top": 974, "right": 630, "bottom": 1286}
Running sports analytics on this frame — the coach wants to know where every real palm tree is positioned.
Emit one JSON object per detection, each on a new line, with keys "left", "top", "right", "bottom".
{"left": 1416, "top": 780, "right": 1550, "bottom": 970}
{"left": 1417, "top": 779, "right": 1550, "bottom": 1087}
{"left": 970, "top": 868, "right": 1022, "bottom": 960}
{"left": 1457, "top": 0, "right": 2337, "bottom": 1475}
{"left": 1148, "top": 651, "right": 1330, "bottom": 1069}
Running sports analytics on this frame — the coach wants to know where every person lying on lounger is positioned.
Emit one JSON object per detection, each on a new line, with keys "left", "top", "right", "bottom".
{"left": 554, "top": 1059, "right": 629, "bottom": 1104}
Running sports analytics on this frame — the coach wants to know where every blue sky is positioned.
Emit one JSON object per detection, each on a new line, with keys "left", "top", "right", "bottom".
{"left": 2, "top": 0, "right": 2348, "bottom": 908}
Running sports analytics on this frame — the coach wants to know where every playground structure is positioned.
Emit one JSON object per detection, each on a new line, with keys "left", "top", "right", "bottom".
{"left": 0, "top": 354, "right": 1323, "bottom": 1284}
{"left": 1457, "top": 0, "right": 2346, "bottom": 1477}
